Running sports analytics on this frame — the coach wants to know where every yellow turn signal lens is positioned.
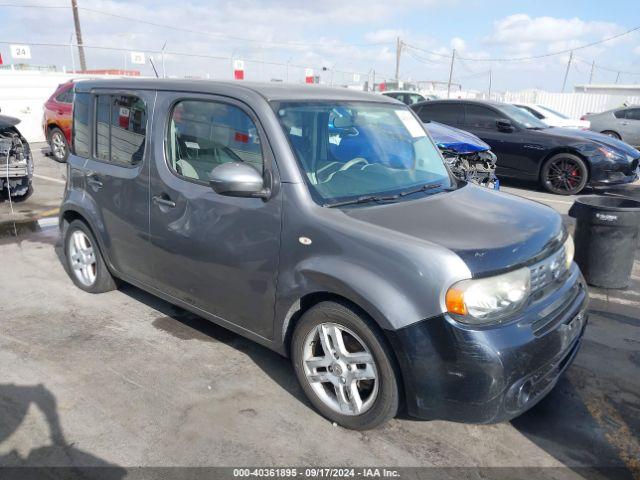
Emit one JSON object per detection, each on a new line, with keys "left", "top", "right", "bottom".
{"left": 446, "top": 288, "right": 467, "bottom": 315}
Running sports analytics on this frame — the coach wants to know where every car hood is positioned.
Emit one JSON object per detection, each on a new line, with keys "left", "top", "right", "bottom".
{"left": 545, "top": 127, "right": 640, "bottom": 157}
{"left": 343, "top": 184, "right": 563, "bottom": 275}
{"left": 424, "top": 121, "right": 490, "bottom": 154}
{"left": 0, "top": 114, "right": 21, "bottom": 129}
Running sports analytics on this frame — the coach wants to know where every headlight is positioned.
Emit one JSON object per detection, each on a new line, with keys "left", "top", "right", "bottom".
{"left": 446, "top": 267, "right": 530, "bottom": 325}
{"left": 597, "top": 146, "right": 623, "bottom": 160}
{"left": 563, "top": 234, "right": 574, "bottom": 270}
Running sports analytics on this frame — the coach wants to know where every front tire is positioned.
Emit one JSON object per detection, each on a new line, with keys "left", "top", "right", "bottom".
{"left": 64, "top": 220, "right": 117, "bottom": 293}
{"left": 49, "top": 127, "right": 69, "bottom": 162}
{"left": 291, "top": 301, "right": 400, "bottom": 430}
{"left": 541, "top": 153, "right": 588, "bottom": 195}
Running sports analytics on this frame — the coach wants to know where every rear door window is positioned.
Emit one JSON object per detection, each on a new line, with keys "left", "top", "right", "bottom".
{"left": 166, "top": 100, "right": 263, "bottom": 183}
{"left": 94, "top": 94, "right": 147, "bottom": 166}
{"left": 415, "top": 103, "right": 464, "bottom": 126}
{"left": 464, "top": 105, "right": 500, "bottom": 129}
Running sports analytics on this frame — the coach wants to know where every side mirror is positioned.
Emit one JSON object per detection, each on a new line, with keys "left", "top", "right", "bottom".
{"left": 496, "top": 119, "right": 515, "bottom": 132}
{"left": 209, "top": 162, "right": 270, "bottom": 199}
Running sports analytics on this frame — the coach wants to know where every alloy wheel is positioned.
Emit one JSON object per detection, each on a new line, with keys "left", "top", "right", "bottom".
{"left": 546, "top": 157, "right": 584, "bottom": 193}
{"left": 302, "top": 322, "right": 378, "bottom": 416}
{"left": 68, "top": 230, "right": 97, "bottom": 286}
{"left": 51, "top": 131, "right": 67, "bottom": 160}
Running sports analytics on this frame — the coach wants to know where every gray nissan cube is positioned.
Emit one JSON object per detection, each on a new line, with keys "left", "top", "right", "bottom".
{"left": 61, "top": 79, "right": 588, "bottom": 430}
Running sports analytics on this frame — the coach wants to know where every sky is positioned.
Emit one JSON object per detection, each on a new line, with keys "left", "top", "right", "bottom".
{"left": 0, "top": 0, "right": 639, "bottom": 92}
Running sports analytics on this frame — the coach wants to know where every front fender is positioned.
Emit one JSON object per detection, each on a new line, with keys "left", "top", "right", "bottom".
{"left": 277, "top": 257, "right": 426, "bottom": 338}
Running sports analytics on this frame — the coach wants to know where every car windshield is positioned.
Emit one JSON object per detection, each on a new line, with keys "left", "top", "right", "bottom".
{"left": 500, "top": 104, "right": 548, "bottom": 129}
{"left": 538, "top": 105, "right": 570, "bottom": 119}
{"left": 273, "top": 101, "right": 453, "bottom": 206}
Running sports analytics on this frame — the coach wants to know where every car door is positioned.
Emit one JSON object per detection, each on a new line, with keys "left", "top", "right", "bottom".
{"left": 79, "top": 89, "right": 155, "bottom": 284}
{"left": 618, "top": 108, "right": 640, "bottom": 146}
{"left": 148, "top": 92, "right": 282, "bottom": 339}
{"left": 461, "top": 104, "right": 541, "bottom": 179}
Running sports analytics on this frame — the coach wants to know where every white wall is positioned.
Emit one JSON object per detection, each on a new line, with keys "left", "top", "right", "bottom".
{"left": 499, "top": 90, "right": 640, "bottom": 118}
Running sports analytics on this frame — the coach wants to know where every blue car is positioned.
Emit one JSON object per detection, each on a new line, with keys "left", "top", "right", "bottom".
{"left": 424, "top": 121, "right": 500, "bottom": 189}
{"left": 326, "top": 108, "right": 499, "bottom": 189}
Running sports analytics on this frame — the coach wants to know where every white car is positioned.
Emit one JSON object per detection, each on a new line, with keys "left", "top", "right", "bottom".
{"left": 382, "top": 90, "right": 438, "bottom": 105}
{"left": 513, "top": 103, "right": 590, "bottom": 129}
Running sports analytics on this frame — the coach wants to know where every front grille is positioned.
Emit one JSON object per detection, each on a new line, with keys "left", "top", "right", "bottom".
{"left": 529, "top": 247, "right": 568, "bottom": 293}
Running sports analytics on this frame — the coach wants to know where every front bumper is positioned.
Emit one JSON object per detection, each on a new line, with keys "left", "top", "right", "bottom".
{"left": 590, "top": 156, "right": 639, "bottom": 186}
{"left": 387, "top": 264, "right": 589, "bottom": 423}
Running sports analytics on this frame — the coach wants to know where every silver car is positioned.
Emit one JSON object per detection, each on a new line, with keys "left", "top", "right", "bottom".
{"left": 585, "top": 106, "right": 640, "bottom": 146}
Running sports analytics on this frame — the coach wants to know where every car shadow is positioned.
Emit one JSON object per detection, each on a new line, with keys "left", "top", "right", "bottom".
{"left": 118, "top": 282, "right": 312, "bottom": 411}
{"left": 0, "top": 383, "right": 126, "bottom": 478}
{"left": 511, "top": 320, "right": 640, "bottom": 480}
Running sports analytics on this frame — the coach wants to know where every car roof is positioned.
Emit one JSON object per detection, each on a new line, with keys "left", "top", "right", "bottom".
{"left": 382, "top": 90, "right": 423, "bottom": 95}
{"left": 413, "top": 98, "right": 505, "bottom": 109}
{"left": 74, "top": 78, "right": 397, "bottom": 103}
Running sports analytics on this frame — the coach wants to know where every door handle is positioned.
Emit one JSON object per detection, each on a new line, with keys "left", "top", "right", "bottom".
{"left": 152, "top": 194, "right": 176, "bottom": 208}
{"left": 86, "top": 173, "right": 103, "bottom": 188}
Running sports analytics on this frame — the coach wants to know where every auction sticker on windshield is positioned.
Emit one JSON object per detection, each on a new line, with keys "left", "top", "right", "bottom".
{"left": 395, "top": 110, "right": 427, "bottom": 138}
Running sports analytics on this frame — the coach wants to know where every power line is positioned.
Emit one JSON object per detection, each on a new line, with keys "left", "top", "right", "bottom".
{"left": 404, "top": 24, "right": 640, "bottom": 62}
{"left": 574, "top": 56, "right": 640, "bottom": 75}
{"left": 0, "top": 3, "right": 393, "bottom": 49}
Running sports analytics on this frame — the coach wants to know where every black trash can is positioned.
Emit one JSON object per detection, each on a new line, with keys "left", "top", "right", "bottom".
{"left": 569, "top": 195, "right": 640, "bottom": 288}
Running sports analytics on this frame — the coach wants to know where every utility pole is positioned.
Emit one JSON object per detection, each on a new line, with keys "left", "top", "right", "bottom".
{"left": 447, "top": 49, "right": 456, "bottom": 99}
{"left": 68, "top": 33, "right": 76, "bottom": 74}
{"left": 161, "top": 41, "right": 167, "bottom": 78}
{"left": 71, "top": 0, "right": 87, "bottom": 71}
{"left": 615, "top": 71, "right": 621, "bottom": 84}
{"left": 395, "top": 37, "right": 402, "bottom": 83}
{"left": 561, "top": 50, "right": 573, "bottom": 92}
{"left": 589, "top": 60, "right": 595, "bottom": 84}
{"left": 488, "top": 68, "right": 492, "bottom": 99}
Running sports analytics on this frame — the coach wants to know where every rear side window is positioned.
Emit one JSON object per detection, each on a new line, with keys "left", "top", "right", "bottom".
{"left": 522, "top": 106, "right": 544, "bottom": 119}
{"left": 94, "top": 94, "right": 147, "bottom": 166}
{"left": 626, "top": 109, "right": 640, "bottom": 120}
{"left": 166, "top": 100, "right": 263, "bottom": 183}
{"left": 72, "top": 92, "right": 91, "bottom": 157}
{"left": 55, "top": 87, "right": 73, "bottom": 104}
{"left": 416, "top": 103, "right": 464, "bottom": 126}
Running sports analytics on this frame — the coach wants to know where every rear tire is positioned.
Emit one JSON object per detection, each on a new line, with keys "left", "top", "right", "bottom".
{"left": 64, "top": 220, "right": 117, "bottom": 293}
{"left": 291, "top": 301, "right": 400, "bottom": 430}
{"left": 541, "top": 153, "right": 588, "bottom": 195}
{"left": 49, "top": 127, "right": 69, "bottom": 162}
{"left": 601, "top": 130, "right": 621, "bottom": 140}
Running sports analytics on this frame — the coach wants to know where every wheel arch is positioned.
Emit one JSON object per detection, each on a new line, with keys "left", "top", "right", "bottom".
{"left": 538, "top": 147, "right": 591, "bottom": 183}
{"left": 60, "top": 207, "right": 117, "bottom": 276}
{"left": 281, "top": 290, "right": 407, "bottom": 407}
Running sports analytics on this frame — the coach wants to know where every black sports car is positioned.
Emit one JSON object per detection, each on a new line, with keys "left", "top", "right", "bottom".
{"left": 412, "top": 99, "right": 640, "bottom": 195}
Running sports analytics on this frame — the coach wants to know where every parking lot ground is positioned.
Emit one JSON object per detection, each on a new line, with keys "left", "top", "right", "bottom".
{"left": 1, "top": 148, "right": 639, "bottom": 478}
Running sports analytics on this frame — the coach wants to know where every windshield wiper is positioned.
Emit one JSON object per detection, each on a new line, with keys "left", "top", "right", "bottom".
{"left": 399, "top": 182, "right": 443, "bottom": 197}
{"left": 325, "top": 193, "right": 400, "bottom": 208}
